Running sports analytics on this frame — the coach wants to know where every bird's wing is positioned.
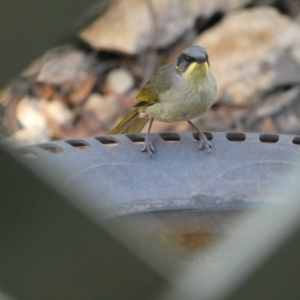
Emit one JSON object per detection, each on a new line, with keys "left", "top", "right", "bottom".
{"left": 107, "top": 109, "right": 149, "bottom": 134}
{"left": 107, "top": 64, "right": 176, "bottom": 135}
{"left": 134, "top": 64, "right": 175, "bottom": 108}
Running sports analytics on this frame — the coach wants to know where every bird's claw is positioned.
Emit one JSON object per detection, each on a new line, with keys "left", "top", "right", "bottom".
{"left": 141, "top": 140, "right": 156, "bottom": 157}
{"left": 199, "top": 132, "right": 212, "bottom": 154}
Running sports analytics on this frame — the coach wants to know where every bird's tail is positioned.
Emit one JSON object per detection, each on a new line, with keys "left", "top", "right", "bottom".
{"left": 107, "top": 109, "right": 149, "bottom": 135}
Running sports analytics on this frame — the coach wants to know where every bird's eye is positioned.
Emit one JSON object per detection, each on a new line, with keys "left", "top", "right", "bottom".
{"left": 185, "top": 56, "right": 194, "bottom": 63}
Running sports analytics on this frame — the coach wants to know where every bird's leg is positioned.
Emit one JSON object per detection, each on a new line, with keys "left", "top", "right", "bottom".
{"left": 187, "top": 120, "right": 211, "bottom": 153}
{"left": 141, "top": 118, "right": 156, "bottom": 156}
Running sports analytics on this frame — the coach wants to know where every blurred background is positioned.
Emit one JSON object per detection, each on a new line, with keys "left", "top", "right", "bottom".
{"left": 1, "top": 0, "right": 300, "bottom": 146}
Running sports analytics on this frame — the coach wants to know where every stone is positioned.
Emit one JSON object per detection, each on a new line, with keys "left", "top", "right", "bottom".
{"left": 195, "top": 7, "right": 300, "bottom": 105}
{"left": 16, "top": 97, "right": 46, "bottom": 131}
{"left": 84, "top": 93, "right": 119, "bottom": 124}
{"left": 80, "top": 0, "right": 250, "bottom": 54}
{"left": 25, "top": 45, "right": 98, "bottom": 84}
{"left": 43, "top": 100, "right": 74, "bottom": 126}
{"left": 10, "top": 97, "right": 50, "bottom": 145}
{"left": 23, "top": 45, "right": 99, "bottom": 105}
{"left": 106, "top": 68, "right": 134, "bottom": 94}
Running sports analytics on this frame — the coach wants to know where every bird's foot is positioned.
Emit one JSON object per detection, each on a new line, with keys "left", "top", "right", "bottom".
{"left": 199, "top": 132, "right": 212, "bottom": 154}
{"left": 141, "top": 138, "right": 156, "bottom": 157}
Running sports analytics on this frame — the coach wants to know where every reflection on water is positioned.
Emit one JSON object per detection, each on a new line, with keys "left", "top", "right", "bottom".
{"left": 107, "top": 209, "right": 249, "bottom": 272}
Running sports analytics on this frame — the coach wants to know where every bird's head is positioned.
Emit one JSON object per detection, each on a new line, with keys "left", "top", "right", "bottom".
{"left": 175, "top": 45, "right": 210, "bottom": 80}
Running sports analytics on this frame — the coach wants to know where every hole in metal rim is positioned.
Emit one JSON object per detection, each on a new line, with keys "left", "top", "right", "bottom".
{"left": 126, "top": 134, "right": 145, "bottom": 144}
{"left": 292, "top": 136, "right": 300, "bottom": 145}
{"left": 259, "top": 134, "right": 279, "bottom": 143}
{"left": 193, "top": 132, "right": 213, "bottom": 141}
{"left": 226, "top": 132, "right": 246, "bottom": 142}
{"left": 65, "top": 139, "right": 90, "bottom": 149}
{"left": 159, "top": 133, "right": 180, "bottom": 143}
{"left": 37, "top": 143, "right": 63, "bottom": 153}
{"left": 17, "top": 149, "right": 38, "bottom": 159}
{"left": 95, "top": 136, "right": 119, "bottom": 147}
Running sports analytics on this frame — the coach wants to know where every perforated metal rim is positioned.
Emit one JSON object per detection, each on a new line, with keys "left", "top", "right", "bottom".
{"left": 15, "top": 132, "right": 300, "bottom": 218}
{"left": 17, "top": 131, "right": 300, "bottom": 155}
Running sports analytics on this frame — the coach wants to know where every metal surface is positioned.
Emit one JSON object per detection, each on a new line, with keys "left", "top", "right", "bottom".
{"left": 6, "top": 131, "right": 300, "bottom": 299}
{"left": 16, "top": 132, "right": 300, "bottom": 218}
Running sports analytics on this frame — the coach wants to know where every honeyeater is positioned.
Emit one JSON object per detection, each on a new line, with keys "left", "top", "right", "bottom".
{"left": 107, "top": 45, "right": 217, "bottom": 156}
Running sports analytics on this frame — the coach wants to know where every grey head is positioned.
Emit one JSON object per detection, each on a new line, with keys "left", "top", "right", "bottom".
{"left": 176, "top": 45, "right": 209, "bottom": 72}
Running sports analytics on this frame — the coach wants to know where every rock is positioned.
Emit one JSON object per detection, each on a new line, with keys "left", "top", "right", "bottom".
{"left": 106, "top": 68, "right": 134, "bottom": 94}
{"left": 25, "top": 45, "right": 97, "bottom": 84}
{"left": 16, "top": 97, "right": 47, "bottom": 132}
{"left": 5, "top": 96, "right": 76, "bottom": 145}
{"left": 195, "top": 7, "right": 300, "bottom": 105}
{"left": 23, "top": 45, "right": 99, "bottom": 105}
{"left": 84, "top": 93, "right": 119, "bottom": 124}
{"left": 43, "top": 100, "right": 74, "bottom": 126}
{"left": 80, "top": 0, "right": 250, "bottom": 55}
{"left": 7, "top": 126, "right": 50, "bottom": 146}
{"left": 9, "top": 97, "right": 50, "bottom": 145}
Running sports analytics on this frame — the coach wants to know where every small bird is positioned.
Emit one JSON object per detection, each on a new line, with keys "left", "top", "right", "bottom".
{"left": 107, "top": 45, "right": 217, "bottom": 156}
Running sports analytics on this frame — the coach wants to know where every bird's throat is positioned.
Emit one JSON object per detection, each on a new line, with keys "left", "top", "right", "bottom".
{"left": 184, "top": 62, "right": 210, "bottom": 84}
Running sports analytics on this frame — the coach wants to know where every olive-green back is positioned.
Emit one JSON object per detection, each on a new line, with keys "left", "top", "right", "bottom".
{"left": 107, "top": 63, "right": 177, "bottom": 134}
